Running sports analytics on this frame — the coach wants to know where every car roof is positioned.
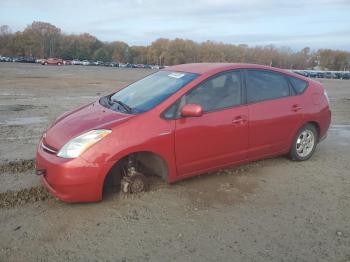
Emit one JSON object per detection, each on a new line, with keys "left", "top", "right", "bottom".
{"left": 164, "top": 63, "right": 295, "bottom": 75}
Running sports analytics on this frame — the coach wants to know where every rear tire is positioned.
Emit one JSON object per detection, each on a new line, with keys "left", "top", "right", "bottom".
{"left": 290, "top": 124, "right": 318, "bottom": 161}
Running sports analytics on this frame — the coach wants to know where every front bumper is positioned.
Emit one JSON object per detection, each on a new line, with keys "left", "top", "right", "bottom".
{"left": 36, "top": 142, "right": 113, "bottom": 203}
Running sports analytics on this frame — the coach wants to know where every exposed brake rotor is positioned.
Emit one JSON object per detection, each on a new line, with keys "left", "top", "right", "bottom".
{"left": 121, "top": 172, "right": 148, "bottom": 194}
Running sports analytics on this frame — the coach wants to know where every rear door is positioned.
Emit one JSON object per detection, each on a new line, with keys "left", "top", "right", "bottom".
{"left": 245, "top": 69, "right": 303, "bottom": 159}
{"left": 174, "top": 70, "right": 249, "bottom": 176}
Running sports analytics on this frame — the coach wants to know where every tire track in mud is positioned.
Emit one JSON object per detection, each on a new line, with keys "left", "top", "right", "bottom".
{"left": 0, "top": 159, "right": 52, "bottom": 208}
{"left": 0, "top": 185, "right": 52, "bottom": 209}
{"left": 0, "top": 159, "right": 35, "bottom": 174}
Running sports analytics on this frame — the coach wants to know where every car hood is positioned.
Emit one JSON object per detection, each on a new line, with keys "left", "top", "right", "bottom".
{"left": 44, "top": 101, "right": 133, "bottom": 150}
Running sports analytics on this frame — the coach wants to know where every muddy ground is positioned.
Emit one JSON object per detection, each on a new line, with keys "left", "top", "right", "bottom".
{"left": 0, "top": 63, "right": 349, "bottom": 262}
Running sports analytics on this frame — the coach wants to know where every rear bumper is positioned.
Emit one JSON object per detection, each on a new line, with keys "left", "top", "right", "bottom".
{"left": 318, "top": 107, "right": 331, "bottom": 141}
{"left": 36, "top": 142, "right": 113, "bottom": 203}
{"left": 319, "top": 132, "right": 327, "bottom": 142}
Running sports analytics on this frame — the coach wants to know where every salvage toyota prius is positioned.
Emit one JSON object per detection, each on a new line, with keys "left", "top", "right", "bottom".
{"left": 36, "top": 63, "right": 331, "bottom": 202}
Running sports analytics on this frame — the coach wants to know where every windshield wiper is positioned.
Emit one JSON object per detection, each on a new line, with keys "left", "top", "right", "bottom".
{"left": 111, "top": 98, "right": 132, "bottom": 113}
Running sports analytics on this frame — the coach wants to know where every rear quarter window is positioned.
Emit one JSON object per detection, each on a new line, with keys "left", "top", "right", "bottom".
{"left": 288, "top": 76, "right": 308, "bottom": 94}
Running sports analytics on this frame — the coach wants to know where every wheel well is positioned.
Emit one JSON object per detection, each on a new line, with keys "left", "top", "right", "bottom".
{"left": 103, "top": 151, "right": 168, "bottom": 191}
{"left": 307, "top": 121, "right": 320, "bottom": 141}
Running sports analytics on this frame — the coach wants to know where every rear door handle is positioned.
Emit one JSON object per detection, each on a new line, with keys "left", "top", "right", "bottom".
{"left": 292, "top": 104, "right": 302, "bottom": 112}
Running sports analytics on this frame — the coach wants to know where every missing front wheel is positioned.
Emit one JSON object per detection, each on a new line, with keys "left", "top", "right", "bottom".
{"left": 121, "top": 172, "right": 148, "bottom": 193}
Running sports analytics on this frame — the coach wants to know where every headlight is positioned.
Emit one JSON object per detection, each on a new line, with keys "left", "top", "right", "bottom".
{"left": 57, "top": 129, "right": 112, "bottom": 158}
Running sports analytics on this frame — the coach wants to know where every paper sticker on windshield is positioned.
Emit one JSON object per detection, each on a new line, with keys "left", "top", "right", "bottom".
{"left": 168, "top": 73, "right": 185, "bottom": 79}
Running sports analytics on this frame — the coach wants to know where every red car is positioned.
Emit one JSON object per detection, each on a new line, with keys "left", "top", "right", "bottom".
{"left": 36, "top": 63, "right": 331, "bottom": 203}
{"left": 41, "top": 58, "right": 64, "bottom": 65}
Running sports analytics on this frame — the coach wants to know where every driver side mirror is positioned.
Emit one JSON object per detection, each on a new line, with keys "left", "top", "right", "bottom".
{"left": 181, "top": 104, "right": 203, "bottom": 117}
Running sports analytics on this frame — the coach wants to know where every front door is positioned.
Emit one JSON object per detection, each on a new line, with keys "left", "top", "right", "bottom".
{"left": 174, "top": 70, "right": 249, "bottom": 176}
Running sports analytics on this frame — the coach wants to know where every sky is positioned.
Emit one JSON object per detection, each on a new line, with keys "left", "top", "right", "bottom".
{"left": 1, "top": 0, "right": 350, "bottom": 50}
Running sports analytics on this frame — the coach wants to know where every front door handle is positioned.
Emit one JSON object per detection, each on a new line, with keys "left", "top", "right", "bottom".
{"left": 232, "top": 116, "right": 246, "bottom": 124}
{"left": 292, "top": 104, "right": 303, "bottom": 112}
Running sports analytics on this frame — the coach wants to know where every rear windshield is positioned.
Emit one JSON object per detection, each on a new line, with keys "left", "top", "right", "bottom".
{"left": 101, "top": 71, "right": 198, "bottom": 114}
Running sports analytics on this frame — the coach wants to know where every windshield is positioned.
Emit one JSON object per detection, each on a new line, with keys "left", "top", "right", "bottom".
{"left": 102, "top": 70, "right": 198, "bottom": 114}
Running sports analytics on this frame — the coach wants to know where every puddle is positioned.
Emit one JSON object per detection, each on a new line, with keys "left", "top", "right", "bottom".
{"left": 0, "top": 105, "right": 46, "bottom": 112}
{"left": 17, "top": 76, "right": 49, "bottom": 79}
{"left": 62, "top": 95, "right": 99, "bottom": 100}
{"left": 330, "top": 124, "right": 350, "bottom": 129}
{"left": 0, "top": 116, "right": 47, "bottom": 126}
{"left": 0, "top": 93, "right": 33, "bottom": 96}
{"left": 329, "top": 125, "right": 350, "bottom": 140}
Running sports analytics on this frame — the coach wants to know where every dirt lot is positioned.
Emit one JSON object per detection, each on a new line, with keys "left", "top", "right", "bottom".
{"left": 0, "top": 63, "right": 349, "bottom": 262}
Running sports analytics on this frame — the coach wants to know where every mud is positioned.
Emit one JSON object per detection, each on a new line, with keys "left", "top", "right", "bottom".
{"left": 0, "top": 186, "right": 51, "bottom": 209}
{"left": 175, "top": 162, "right": 263, "bottom": 208}
{"left": 0, "top": 63, "right": 349, "bottom": 262}
{"left": 0, "top": 159, "right": 35, "bottom": 174}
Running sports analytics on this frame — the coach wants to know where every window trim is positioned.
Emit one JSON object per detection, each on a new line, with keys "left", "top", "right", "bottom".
{"left": 161, "top": 68, "right": 310, "bottom": 120}
{"left": 161, "top": 69, "right": 245, "bottom": 120}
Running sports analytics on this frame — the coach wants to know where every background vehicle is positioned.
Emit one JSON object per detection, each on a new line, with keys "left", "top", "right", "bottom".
{"left": 334, "top": 72, "right": 342, "bottom": 79}
{"left": 81, "top": 60, "right": 90, "bottom": 66}
{"left": 93, "top": 61, "right": 104, "bottom": 66}
{"left": 35, "top": 58, "right": 45, "bottom": 64}
{"left": 14, "top": 57, "right": 36, "bottom": 63}
{"left": 41, "top": 58, "right": 64, "bottom": 65}
{"left": 325, "top": 72, "right": 336, "bottom": 79}
{"left": 71, "top": 59, "right": 82, "bottom": 65}
{"left": 342, "top": 72, "right": 350, "bottom": 79}
{"left": 102, "top": 62, "right": 116, "bottom": 67}
{"left": 12, "top": 56, "right": 24, "bottom": 62}
{"left": 0, "top": 56, "right": 13, "bottom": 62}
{"left": 308, "top": 71, "right": 317, "bottom": 78}
{"left": 293, "top": 70, "right": 309, "bottom": 77}
{"left": 317, "top": 72, "right": 325, "bottom": 78}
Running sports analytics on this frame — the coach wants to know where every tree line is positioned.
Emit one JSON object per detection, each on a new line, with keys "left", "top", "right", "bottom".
{"left": 1, "top": 21, "right": 349, "bottom": 71}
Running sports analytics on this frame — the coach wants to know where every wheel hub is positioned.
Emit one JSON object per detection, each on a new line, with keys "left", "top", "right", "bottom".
{"left": 296, "top": 130, "right": 315, "bottom": 157}
{"left": 121, "top": 172, "right": 148, "bottom": 194}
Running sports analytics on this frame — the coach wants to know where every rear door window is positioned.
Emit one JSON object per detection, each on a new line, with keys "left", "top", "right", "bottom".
{"left": 246, "top": 70, "right": 290, "bottom": 103}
